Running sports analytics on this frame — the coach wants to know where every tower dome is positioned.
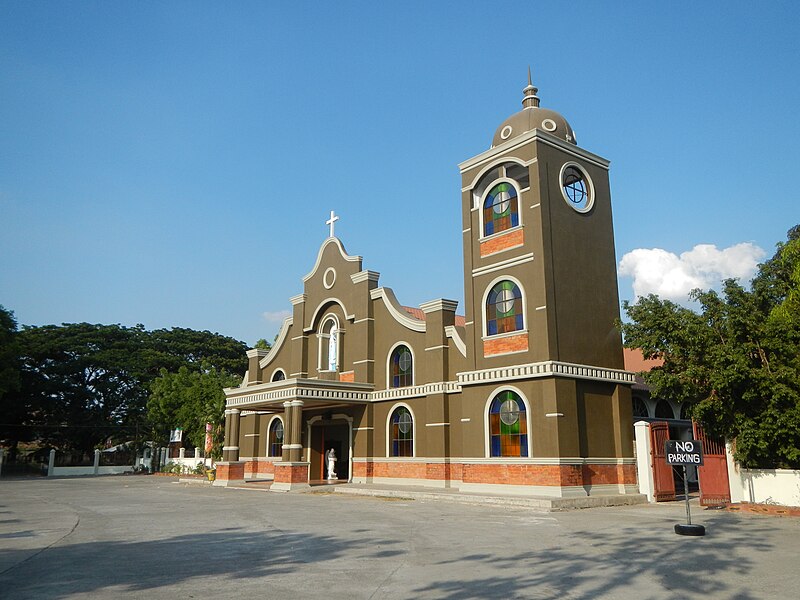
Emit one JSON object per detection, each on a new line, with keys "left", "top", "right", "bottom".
{"left": 491, "top": 70, "right": 576, "bottom": 147}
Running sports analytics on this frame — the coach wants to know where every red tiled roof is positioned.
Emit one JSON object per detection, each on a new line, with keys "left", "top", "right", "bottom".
{"left": 402, "top": 306, "right": 466, "bottom": 327}
{"left": 623, "top": 347, "right": 664, "bottom": 372}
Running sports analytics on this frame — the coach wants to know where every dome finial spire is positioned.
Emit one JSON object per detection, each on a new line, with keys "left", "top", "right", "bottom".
{"left": 522, "top": 66, "right": 540, "bottom": 109}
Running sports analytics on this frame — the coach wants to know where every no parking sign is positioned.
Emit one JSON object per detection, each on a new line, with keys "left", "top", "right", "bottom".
{"left": 665, "top": 439, "right": 706, "bottom": 536}
{"left": 665, "top": 440, "right": 704, "bottom": 466}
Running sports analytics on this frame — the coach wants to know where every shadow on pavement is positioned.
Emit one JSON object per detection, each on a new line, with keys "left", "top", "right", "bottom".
{"left": 415, "top": 514, "right": 776, "bottom": 599}
{"left": 0, "top": 526, "right": 403, "bottom": 598}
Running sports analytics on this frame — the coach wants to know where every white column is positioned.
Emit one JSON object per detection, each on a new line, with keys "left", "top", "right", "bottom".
{"left": 0, "top": 448, "right": 4, "bottom": 477}
{"left": 179, "top": 447, "right": 185, "bottom": 459}
{"left": 93, "top": 449, "right": 100, "bottom": 475}
{"left": 48, "top": 449, "right": 56, "bottom": 477}
{"left": 725, "top": 441, "right": 745, "bottom": 503}
{"left": 634, "top": 420, "right": 655, "bottom": 502}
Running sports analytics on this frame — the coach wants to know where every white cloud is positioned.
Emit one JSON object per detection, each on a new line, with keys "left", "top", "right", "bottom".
{"left": 618, "top": 242, "right": 766, "bottom": 302}
{"left": 262, "top": 310, "right": 291, "bottom": 323}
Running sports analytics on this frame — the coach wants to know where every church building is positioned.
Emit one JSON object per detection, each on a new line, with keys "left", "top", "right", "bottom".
{"left": 216, "top": 74, "right": 638, "bottom": 498}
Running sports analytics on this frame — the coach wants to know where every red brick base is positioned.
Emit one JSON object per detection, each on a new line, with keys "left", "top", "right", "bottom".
{"left": 213, "top": 461, "right": 245, "bottom": 486}
{"left": 271, "top": 462, "right": 311, "bottom": 491}
{"left": 353, "top": 460, "right": 636, "bottom": 491}
{"left": 244, "top": 458, "right": 277, "bottom": 478}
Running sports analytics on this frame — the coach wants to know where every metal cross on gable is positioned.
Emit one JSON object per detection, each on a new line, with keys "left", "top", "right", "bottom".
{"left": 326, "top": 210, "right": 339, "bottom": 237}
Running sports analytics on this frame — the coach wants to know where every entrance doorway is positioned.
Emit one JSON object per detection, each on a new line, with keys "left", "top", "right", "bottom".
{"left": 309, "top": 420, "right": 350, "bottom": 482}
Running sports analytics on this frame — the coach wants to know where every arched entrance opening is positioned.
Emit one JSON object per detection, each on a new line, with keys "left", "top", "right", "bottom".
{"left": 307, "top": 414, "right": 352, "bottom": 483}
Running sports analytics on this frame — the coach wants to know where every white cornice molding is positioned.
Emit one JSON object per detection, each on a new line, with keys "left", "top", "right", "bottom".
{"left": 226, "top": 378, "right": 374, "bottom": 407}
{"left": 371, "top": 381, "right": 460, "bottom": 402}
{"left": 258, "top": 317, "right": 293, "bottom": 369}
{"left": 370, "top": 287, "right": 426, "bottom": 333}
{"left": 459, "top": 129, "right": 610, "bottom": 176}
{"left": 246, "top": 348, "right": 269, "bottom": 359}
{"left": 303, "top": 297, "right": 356, "bottom": 332}
{"left": 472, "top": 252, "right": 534, "bottom": 278}
{"left": 457, "top": 360, "right": 635, "bottom": 386}
{"left": 445, "top": 325, "right": 467, "bottom": 358}
{"left": 302, "top": 237, "right": 362, "bottom": 283}
{"left": 419, "top": 298, "right": 459, "bottom": 314}
{"left": 351, "top": 270, "right": 380, "bottom": 284}
{"left": 227, "top": 362, "right": 633, "bottom": 408}
{"left": 289, "top": 293, "right": 307, "bottom": 306}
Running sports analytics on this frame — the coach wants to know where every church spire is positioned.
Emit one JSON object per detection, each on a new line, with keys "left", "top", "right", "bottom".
{"left": 522, "top": 66, "right": 540, "bottom": 109}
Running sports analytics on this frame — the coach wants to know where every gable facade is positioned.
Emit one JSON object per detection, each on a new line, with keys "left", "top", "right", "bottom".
{"left": 217, "top": 78, "right": 638, "bottom": 498}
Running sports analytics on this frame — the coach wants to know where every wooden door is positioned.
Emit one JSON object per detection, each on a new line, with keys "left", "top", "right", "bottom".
{"left": 693, "top": 422, "right": 731, "bottom": 506}
{"left": 650, "top": 421, "right": 676, "bottom": 501}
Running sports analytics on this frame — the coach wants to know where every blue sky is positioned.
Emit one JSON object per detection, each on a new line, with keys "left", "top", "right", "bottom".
{"left": 2, "top": 1, "right": 798, "bottom": 345}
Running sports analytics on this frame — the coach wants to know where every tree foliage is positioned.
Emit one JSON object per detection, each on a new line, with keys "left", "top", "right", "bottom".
{"left": 0, "top": 305, "right": 20, "bottom": 402}
{"left": 1, "top": 322, "right": 247, "bottom": 454}
{"left": 147, "top": 366, "right": 240, "bottom": 460}
{"left": 621, "top": 226, "right": 800, "bottom": 468}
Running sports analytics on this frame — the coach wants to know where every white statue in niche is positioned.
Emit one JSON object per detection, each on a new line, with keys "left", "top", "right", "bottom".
{"left": 327, "top": 326, "right": 338, "bottom": 371}
{"left": 325, "top": 448, "right": 338, "bottom": 480}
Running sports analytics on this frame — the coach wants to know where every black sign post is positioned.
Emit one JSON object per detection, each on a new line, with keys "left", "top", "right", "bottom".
{"left": 665, "top": 440, "right": 706, "bottom": 536}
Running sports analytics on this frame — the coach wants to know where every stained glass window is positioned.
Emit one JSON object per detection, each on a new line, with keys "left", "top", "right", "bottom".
{"left": 390, "top": 345, "right": 413, "bottom": 388}
{"left": 268, "top": 419, "right": 284, "bottom": 457}
{"left": 489, "top": 391, "right": 528, "bottom": 457}
{"left": 483, "top": 182, "right": 519, "bottom": 236}
{"left": 486, "top": 280, "right": 523, "bottom": 336}
{"left": 390, "top": 406, "right": 413, "bottom": 457}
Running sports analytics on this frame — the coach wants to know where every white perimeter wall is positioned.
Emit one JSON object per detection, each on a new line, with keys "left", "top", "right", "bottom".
{"left": 726, "top": 444, "right": 800, "bottom": 507}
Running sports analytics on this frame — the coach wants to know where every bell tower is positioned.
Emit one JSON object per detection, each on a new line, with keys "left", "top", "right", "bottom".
{"left": 458, "top": 71, "right": 624, "bottom": 372}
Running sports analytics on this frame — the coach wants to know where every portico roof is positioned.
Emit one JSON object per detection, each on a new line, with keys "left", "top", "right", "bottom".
{"left": 224, "top": 378, "right": 374, "bottom": 411}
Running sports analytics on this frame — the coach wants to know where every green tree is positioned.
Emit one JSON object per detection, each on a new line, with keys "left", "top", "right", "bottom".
{"left": 147, "top": 365, "right": 239, "bottom": 459}
{"left": 0, "top": 305, "right": 20, "bottom": 401}
{"left": 6, "top": 322, "right": 247, "bottom": 454}
{"left": 0, "top": 305, "right": 23, "bottom": 458}
{"left": 254, "top": 338, "right": 271, "bottom": 351}
{"left": 620, "top": 226, "right": 800, "bottom": 469}
{"left": 145, "top": 327, "right": 248, "bottom": 376}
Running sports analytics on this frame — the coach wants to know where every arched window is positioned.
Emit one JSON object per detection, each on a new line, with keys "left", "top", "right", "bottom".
{"left": 319, "top": 316, "right": 339, "bottom": 372}
{"left": 680, "top": 403, "right": 692, "bottom": 421}
{"left": 488, "top": 390, "right": 528, "bottom": 457}
{"left": 483, "top": 182, "right": 519, "bottom": 236}
{"left": 389, "top": 345, "right": 413, "bottom": 388}
{"left": 389, "top": 406, "right": 413, "bottom": 457}
{"left": 271, "top": 369, "right": 286, "bottom": 382}
{"left": 486, "top": 280, "right": 523, "bottom": 336}
{"left": 472, "top": 162, "right": 530, "bottom": 208}
{"left": 632, "top": 396, "right": 649, "bottom": 418}
{"left": 268, "top": 419, "right": 284, "bottom": 457}
{"left": 655, "top": 399, "right": 674, "bottom": 419}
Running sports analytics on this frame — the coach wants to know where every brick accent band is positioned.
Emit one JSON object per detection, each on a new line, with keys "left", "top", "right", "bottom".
{"left": 480, "top": 228, "right": 524, "bottom": 257}
{"left": 483, "top": 333, "right": 528, "bottom": 357}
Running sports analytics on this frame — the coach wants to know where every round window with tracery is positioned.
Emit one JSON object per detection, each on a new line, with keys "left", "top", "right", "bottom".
{"left": 560, "top": 164, "right": 593, "bottom": 213}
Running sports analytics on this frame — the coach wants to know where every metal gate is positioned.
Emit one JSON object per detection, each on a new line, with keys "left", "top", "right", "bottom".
{"left": 649, "top": 421, "right": 676, "bottom": 501}
{"left": 693, "top": 422, "right": 731, "bottom": 506}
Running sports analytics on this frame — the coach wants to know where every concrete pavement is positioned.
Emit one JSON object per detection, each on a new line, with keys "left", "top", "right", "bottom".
{"left": 0, "top": 475, "right": 797, "bottom": 599}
